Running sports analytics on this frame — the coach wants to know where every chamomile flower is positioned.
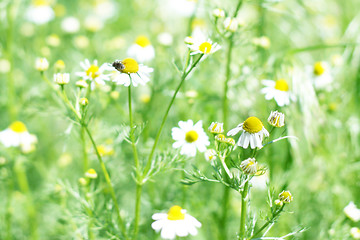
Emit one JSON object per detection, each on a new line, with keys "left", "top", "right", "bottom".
{"left": 35, "top": 57, "right": 49, "bottom": 71}
{"left": 151, "top": 205, "right": 201, "bottom": 239}
{"left": 227, "top": 117, "right": 269, "bottom": 149}
{"left": 267, "top": 111, "right": 285, "bottom": 128}
{"left": 111, "top": 58, "right": 153, "bottom": 87}
{"left": 127, "top": 35, "right": 155, "bottom": 63}
{"left": 344, "top": 202, "right": 360, "bottom": 222}
{"left": 76, "top": 59, "right": 111, "bottom": 89}
{"left": 278, "top": 190, "right": 293, "bottom": 203}
{"left": 306, "top": 61, "right": 333, "bottom": 90}
{"left": 261, "top": 79, "right": 293, "bottom": 107}
{"left": 351, "top": 227, "right": 360, "bottom": 239}
{"left": 172, "top": 120, "right": 209, "bottom": 157}
{"left": 189, "top": 39, "right": 221, "bottom": 56}
{"left": 204, "top": 149, "right": 217, "bottom": 161}
{"left": 240, "top": 158, "right": 257, "bottom": 174}
{"left": 26, "top": 0, "right": 54, "bottom": 25}
{"left": 0, "top": 121, "right": 37, "bottom": 153}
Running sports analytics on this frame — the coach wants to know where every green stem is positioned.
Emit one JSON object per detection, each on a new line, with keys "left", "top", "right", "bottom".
{"left": 143, "top": 53, "right": 204, "bottom": 175}
{"left": 84, "top": 188, "right": 95, "bottom": 240}
{"left": 248, "top": 205, "right": 285, "bottom": 239}
{"left": 219, "top": 187, "right": 230, "bottom": 240}
{"left": 239, "top": 179, "right": 250, "bottom": 240}
{"left": 5, "top": 2, "right": 16, "bottom": 121}
{"left": 83, "top": 125, "right": 128, "bottom": 239}
{"left": 128, "top": 84, "right": 142, "bottom": 239}
{"left": 5, "top": 177, "right": 13, "bottom": 240}
{"left": 81, "top": 126, "right": 88, "bottom": 173}
{"left": 14, "top": 160, "right": 38, "bottom": 240}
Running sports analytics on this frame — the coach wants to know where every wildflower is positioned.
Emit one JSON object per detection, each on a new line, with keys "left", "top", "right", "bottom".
{"left": 151, "top": 205, "right": 201, "bottom": 239}
{"left": 307, "top": 61, "right": 333, "bottom": 90}
{"left": 184, "top": 36, "right": 195, "bottom": 45}
{"left": 351, "top": 227, "right": 360, "bottom": 239}
{"left": 278, "top": 190, "right": 293, "bottom": 203}
{"left": 274, "top": 199, "right": 283, "bottom": 207}
{"left": 215, "top": 134, "right": 226, "bottom": 142}
{"left": 204, "top": 149, "right": 217, "bottom": 161}
{"left": 26, "top": 0, "right": 54, "bottom": 25}
{"left": 208, "top": 122, "right": 224, "bottom": 134}
{"left": 224, "top": 17, "right": 238, "bottom": 32}
{"left": 111, "top": 58, "right": 153, "bottom": 87}
{"left": 35, "top": 57, "right": 49, "bottom": 71}
{"left": 97, "top": 144, "right": 114, "bottom": 157}
{"left": 252, "top": 36, "right": 271, "bottom": 49}
{"left": 227, "top": 117, "right": 269, "bottom": 149}
{"left": 53, "top": 73, "right": 70, "bottom": 85}
{"left": 85, "top": 168, "right": 98, "bottom": 179}
{"left": 189, "top": 39, "right": 221, "bottom": 56}
{"left": 240, "top": 158, "right": 257, "bottom": 174}
{"left": 224, "top": 137, "right": 235, "bottom": 146}
{"left": 54, "top": 60, "right": 65, "bottom": 71}
{"left": 213, "top": 8, "right": 225, "bottom": 18}
{"left": 172, "top": 120, "right": 209, "bottom": 157}
{"left": 76, "top": 80, "right": 88, "bottom": 89}
{"left": 61, "top": 17, "right": 80, "bottom": 33}
{"left": 261, "top": 79, "right": 293, "bottom": 107}
{"left": 267, "top": 111, "right": 285, "bottom": 128}
{"left": 79, "top": 98, "right": 88, "bottom": 106}
{"left": 0, "top": 121, "right": 37, "bottom": 153}
{"left": 76, "top": 59, "right": 111, "bottom": 89}
{"left": 344, "top": 202, "right": 360, "bottom": 222}
{"left": 127, "top": 35, "right": 155, "bottom": 63}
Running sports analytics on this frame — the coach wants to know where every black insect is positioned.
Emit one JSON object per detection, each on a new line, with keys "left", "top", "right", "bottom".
{"left": 112, "top": 60, "right": 125, "bottom": 72}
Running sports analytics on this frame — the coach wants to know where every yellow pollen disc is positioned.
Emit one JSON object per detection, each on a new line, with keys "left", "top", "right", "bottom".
{"left": 185, "top": 130, "right": 199, "bottom": 143}
{"left": 199, "top": 42, "right": 212, "bottom": 54}
{"left": 121, "top": 58, "right": 139, "bottom": 74}
{"left": 243, "top": 117, "right": 263, "bottom": 133}
{"left": 9, "top": 121, "right": 27, "bottom": 133}
{"left": 313, "top": 62, "right": 325, "bottom": 76}
{"left": 87, "top": 169, "right": 96, "bottom": 175}
{"left": 86, "top": 65, "right": 100, "bottom": 79}
{"left": 135, "top": 35, "right": 151, "bottom": 48}
{"left": 167, "top": 205, "right": 185, "bottom": 220}
{"left": 274, "top": 79, "right": 289, "bottom": 92}
{"left": 33, "top": 0, "right": 49, "bottom": 6}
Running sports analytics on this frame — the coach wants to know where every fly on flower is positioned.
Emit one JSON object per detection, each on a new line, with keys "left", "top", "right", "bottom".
{"left": 110, "top": 58, "right": 153, "bottom": 87}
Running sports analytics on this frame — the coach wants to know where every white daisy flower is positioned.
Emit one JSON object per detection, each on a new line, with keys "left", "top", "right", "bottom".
{"left": 351, "top": 227, "right": 360, "bottom": 239}
{"left": 76, "top": 59, "right": 111, "bottom": 89}
{"left": 344, "top": 202, "right": 360, "bottom": 222}
{"left": 127, "top": 35, "right": 155, "bottom": 63}
{"left": 267, "top": 111, "right": 285, "bottom": 128}
{"left": 26, "top": 0, "right": 54, "bottom": 25}
{"left": 53, "top": 73, "right": 70, "bottom": 85}
{"left": 227, "top": 116, "right": 269, "bottom": 149}
{"left": 111, "top": 58, "right": 153, "bottom": 87}
{"left": 188, "top": 39, "right": 221, "bottom": 56}
{"left": 0, "top": 121, "right": 37, "bottom": 153}
{"left": 261, "top": 79, "right": 294, "bottom": 107}
{"left": 240, "top": 158, "right": 257, "bottom": 174}
{"left": 204, "top": 149, "right": 217, "bottom": 161}
{"left": 306, "top": 61, "right": 333, "bottom": 90}
{"left": 172, "top": 120, "right": 210, "bottom": 157}
{"left": 35, "top": 57, "right": 49, "bottom": 71}
{"left": 151, "top": 205, "right": 201, "bottom": 240}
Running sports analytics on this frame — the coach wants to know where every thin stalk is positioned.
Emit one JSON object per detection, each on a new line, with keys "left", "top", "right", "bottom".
{"left": 14, "top": 160, "right": 38, "bottom": 240}
{"left": 81, "top": 126, "right": 88, "bottom": 173}
{"left": 143, "top": 53, "right": 204, "bottom": 175}
{"left": 83, "top": 125, "right": 128, "bottom": 239}
{"left": 5, "top": 2, "right": 16, "bottom": 121}
{"left": 220, "top": 2, "right": 243, "bottom": 239}
{"left": 248, "top": 205, "right": 285, "bottom": 239}
{"left": 128, "top": 84, "right": 142, "bottom": 239}
{"left": 5, "top": 177, "right": 13, "bottom": 240}
{"left": 239, "top": 179, "right": 250, "bottom": 240}
{"left": 84, "top": 190, "right": 95, "bottom": 240}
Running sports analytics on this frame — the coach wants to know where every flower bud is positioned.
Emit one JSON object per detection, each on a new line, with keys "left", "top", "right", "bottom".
{"left": 76, "top": 80, "right": 88, "bottom": 88}
{"left": 54, "top": 59, "right": 65, "bottom": 71}
{"left": 79, "top": 98, "right": 88, "bottom": 106}
{"left": 35, "top": 57, "right": 49, "bottom": 71}
{"left": 213, "top": 8, "right": 225, "bottom": 18}
{"left": 224, "top": 17, "right": 238, "bottom": 32}
{"left": 53, "top": 73, "right": 70, "bottom": 85}
{"left": 268, "top": 111, "right": 285, "bottom": 127}
{"left": 240, "top": 158, "right": 257, "bottom": 174}
{"left": 85, "top": 168, "right": 98, "bottom": 179}
{"left": 184, "top": 36, "right": 194, "bottom": 45}
{"left": 208, "top": 122, "right": 224, "bottom": 134}
{"left": 204, "top": 149, "right": 217, "bottom": 161}
{"left": 278, "top": 190, "right": 293, "bottom": 203}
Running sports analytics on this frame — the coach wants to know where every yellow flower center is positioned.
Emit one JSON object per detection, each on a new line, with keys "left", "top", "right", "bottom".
{"left": 86, "top": 168, "right": 97, "bottom": 175}
{"left": 199, "top": 42, "right": 212, "bottom": 54}
{"left": 274, "top": 79, "right": 289, "bottom": 92}
{"left": 313, "top": 62, "right": 325, "bottom": 76}
{"left": 185, "top": 130, "right": 199, "bottom": 143}
{"left": 167, "top": 205, "right": 185, "bottom": 220}
{"left": 121, "top": 58, "right": 139, "bottom": 74}
{"left": 135, "top": 35, "right": 151, "bottom": 48}
{"left": 33, "top": 0, "right": 49, "bottom": 6}
{"left": 86, "top": 65, "right": 100, "bottom": 79}
{"left": 9, "top": 121, "right": 27, "bottom": 133}
{"left": 243, "top": 117, "right": 263, "bottom": 133}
